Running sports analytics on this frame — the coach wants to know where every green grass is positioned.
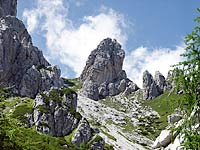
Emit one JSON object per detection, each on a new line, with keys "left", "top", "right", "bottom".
{"left": 106, "top": 119, "right": 115, "bottom": 125}
{"left": 0, "top": 117, "right": 66, "bottom": 150}
{"left": 4, "top": 97, "right": 21, "bottom": 108}
{"left": 142, "top": 91, "right": 185, "bottom": 139}
{"left": 100, "top": 96, "right": 127, "bottom": 113}
{"left": 87, "top": 134, "right": 103, "bottom": 146}
{"left": 104, "top": 143, "right": 114, "bottom": 150}
{"left": 11, "top": 98, "right": 33, "bottom": 124}
{"left": 64, "top": 129, "right": 79, "bottom": 150}
{"left": 68, "top": 106, "right": 82, "bottom": 120}
{"left": 0, "top": 87, "right": 16, "bottom": 101}
{"left": 100, "top": 129, "right": 117, "bottom": 141}
{"left": 63, "top": 78, "right": 82, "bottom": 92}
{"left": 36, "top": 65, "right": 53, "bottom": 72}
{"left": 41, "top": 88, "right": 77, "bottom": 103}
{"left": 122, "top": 117, "right": 136, "bottom": 133}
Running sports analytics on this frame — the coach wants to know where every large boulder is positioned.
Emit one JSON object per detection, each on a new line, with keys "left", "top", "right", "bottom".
{"left": 80, "top": 38, "right": 139, "bottom": 100}
{"left": 168, "top": 112, "right": 182, "bottom": 125}
{"left": 0, "top": 15, "right": 64, "bottom": 98}
{"left": 29, "top": 88, "right": 81, "bottom": 137}
{"left": 72, "top": 118, "right": 92, "bottom": 146}
{"left": 152, "top": 129, "right": 172, "bottom": 148}
{"left": 0, "top": 0, "right": 17, "bottom": 18}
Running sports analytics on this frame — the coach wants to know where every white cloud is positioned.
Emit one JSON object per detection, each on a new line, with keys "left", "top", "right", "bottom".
{"left": 22, "top": 0, "right": 128, "bottom": 77}
{"left": 22, "top": 0, "right": 185, "bottom": 87}
{"left": 124, "top": 45, "right": 185, "bottom": 88}
{"left": 22, "top": 10, "right": 39, "bottom": 33}
{"left": 74, "top": 1, "right": 84, "bottom": 7}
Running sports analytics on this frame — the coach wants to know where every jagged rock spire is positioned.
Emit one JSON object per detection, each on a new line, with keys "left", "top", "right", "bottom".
{"left": 143, "top": 70, "right": 171, "bottom": 100}
{"left": 80, "top": 38, "right": 139, "bottom": 100}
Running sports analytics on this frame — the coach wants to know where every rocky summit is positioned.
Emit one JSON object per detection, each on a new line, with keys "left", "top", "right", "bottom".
{"left": 80, "top": 38, "right": 139, "bottom": 100}
{"left": 143, "top": 70, "right": 172, "bottom": 100}
{"left": 0, "top": 2, "right": 64, "bottom": 98}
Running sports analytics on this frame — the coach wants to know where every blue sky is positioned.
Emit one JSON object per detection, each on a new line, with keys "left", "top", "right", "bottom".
{"left": 17, "top": 0, "right": 199, "bottom": 87}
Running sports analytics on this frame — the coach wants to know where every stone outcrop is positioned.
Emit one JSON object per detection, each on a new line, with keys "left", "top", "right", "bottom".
{"left": 152, "top": 129, "right": 172, "bottom": 148}
{"left": 0, "top": 4, "right": 64, "bottom": 98}
{"left": 72, "top": 118, "right": 92, "bottom": 146}
{"left": 167, "top": 111, "right": 182, "bottom": 125}
{"left": 80, "top": 38, "right": 139, "bottom": 100}
{"left": 90, "top": 136, "right": 105, "bottom": 150}
{"left": 143, "top": 70, "right": 172, "bottom": 100}
{"left": 0, "top": 0, "right": 17, "bottom": 18}
{"left": 28, "top": 88, "right": 81, "bottom": 137}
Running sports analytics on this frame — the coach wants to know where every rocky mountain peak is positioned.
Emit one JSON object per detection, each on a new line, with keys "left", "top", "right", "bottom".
{"left": 80, "top": 38, "right": 139, "bottom": 100}
{"left": 0, "top": 1, "right": 64, "bottom": 98}
{"left": 143, "top": 70, "right": 154, "bottom": 89}
{"left": 0, "top": 0, "right": 17, "bottom": 18}
{"left": 154, "top": 71, "right": 166, "bottom": 93}
{"left": 143, "top": 70, "right": 172, "bottom": 100}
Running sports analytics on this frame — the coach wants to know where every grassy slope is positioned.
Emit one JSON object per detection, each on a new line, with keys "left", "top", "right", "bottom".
{"left": 0, "top": 85, "right": 114, "bottom": 150}
{"left": 142, "top": 91, "right": 185, "bottom": 139}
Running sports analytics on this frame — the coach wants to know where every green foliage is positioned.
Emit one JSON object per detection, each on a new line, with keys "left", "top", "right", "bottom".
{"left": 63, "top": 78, "right": 83, "bottom": 92}
{"left": 36, "top": 105, "right": 49, "bottom": 113}
{"left": 87, "top": 134, "right": 103, "bottom": 146}
{"left": 122, "top": 117, "right": 136, "bottom": 133}
{"left": 11, "top": 98, "right": 33, "bottom": 124}
{"left": 36, "top": 65, "right": 53, "bottom": 72}
{"left": 64, "top": 129, "right": 79, "bottom": 150}
{"left": 79, "top": 143, "right": 88, "bottom": 150}
{"left": 100, "top": 96, "right": 127, "bottom": 113}
{"left": 0, "top": 87, "right": 16, "bottom": 101}
{"left": 41, "top": 88, "right": 77, "bottom": 103}
{"left": 100, "top": 129, "right": 117, "bottom": 141}
{"left": 0, "top": 117, "right": 65, "bottom": 150}
{"left": 68, "top": 106, "right": 82, "bottom": 120}
{"left": 172, "top": 8, "right": 200, "bottom": 149}
{"left": 183, "top": 131, "right": 200, "bottom": 149}
{"left": 104, "top": 143, "right": 114, "bottom": 150}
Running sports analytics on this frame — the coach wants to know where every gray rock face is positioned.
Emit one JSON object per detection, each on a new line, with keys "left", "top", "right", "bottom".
{"left": 143, "top": 70, "right": 159, "bottom": 100}
{"left": 90, "top": 136, "right": 105, "bottom": 150}
{"left": 154, "top": 71, "right": 166, "bottom": 93}
{"left": 143, "top": 70, "right": 172, "bottom": 100}
{"left": 0, "top": 0, "right": 17, "bottom": 18}
{"left": 80, "top": 38, "right": 139, "bottom": 100}
{"left": 72, "top": 118, "right": 92, "bottom": 146}
{"left": 30, "top": 89, "right": 80, "bottom": 137}
{"left": 164, "top": 71, "right": 173, "bottom": 92}
{"left": 152, "top": 129, "right": 172, "bottom": 148}
{"left": 168, "top": 113, "right": 182, "bottom": 125}
{"left": 0, "top": 16, "right": 64, "bottom": 98}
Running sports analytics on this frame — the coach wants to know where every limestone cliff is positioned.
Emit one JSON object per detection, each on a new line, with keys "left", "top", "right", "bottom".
{"left": 80, "top": 38, "right": 139, "bottom": 100}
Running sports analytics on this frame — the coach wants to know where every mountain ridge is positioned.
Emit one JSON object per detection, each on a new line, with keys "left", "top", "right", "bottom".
{"left": 0, "top": 1, "right": 199, "bottom": 150}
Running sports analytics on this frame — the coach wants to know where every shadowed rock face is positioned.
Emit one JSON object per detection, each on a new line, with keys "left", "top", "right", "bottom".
{"left": 0, "top": 1, "right": 64, "bottom": 98}
{"left": 80, "top": 38, "right": 139, "bottom": 100}
{"left": 0, "top": 0, "right": 17, "bottom": 18}
{"left": 29, "top": 90, "right": 80, "bottom": 137}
